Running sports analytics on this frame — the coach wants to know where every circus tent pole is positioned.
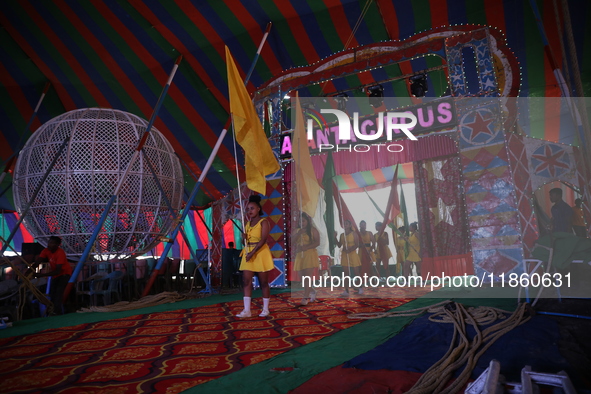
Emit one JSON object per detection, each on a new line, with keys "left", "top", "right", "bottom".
{"left": 178, "top": 155, "right": 232, "bottom": 256}
{"left": 195, "top": 209, "right": 213, "bottom": 238}
{"left": 176, "top": 152, "right": 220, "bottom": 257}
{"left": 142, "top": 119, "right": 230, "bottom": 296}
{"left": 175, "top": 153, "right": 217, "bottom": 239}
{"left": 529, "top": 0, "right": 591, "bottom": 180}
{"left": 175, "top": 152, "right": 222, "bottom": 237}
{"left": 0, "top": 136, "right": 70, "bottom": 255}
{"left": 140, "top": 149, "right": 201, "bottom": 269}
{"left": 141, "top": 22, "right": 273, "bottom": 297}
{"left": 176, "top": 152, "right": 222, "bottom": 203}
{"left": 64, "top": 56, "right": 183, "bottom": 300}
{"left": 245, "top": 22, "right": 272, "bottom": 85}
{"left": 0, "top": 82, "right": 51, "bottom": 193}
{"left": 142, "top": 152, "right": 207, "bottom": 290}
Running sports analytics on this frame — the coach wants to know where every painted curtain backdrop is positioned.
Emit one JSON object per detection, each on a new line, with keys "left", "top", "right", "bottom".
{"left": 414, "top": 156, "right": 471, "bottom": 258}
{"left": 0, "top": 209, "right": 218, "bottom": 259}
{"left": 147, "top": 209, "right": 242, "bottom": 260}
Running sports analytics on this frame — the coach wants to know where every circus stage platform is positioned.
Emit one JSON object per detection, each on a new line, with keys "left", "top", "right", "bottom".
{"left": 1, "top": 287, "right": 590, "bottom": 393}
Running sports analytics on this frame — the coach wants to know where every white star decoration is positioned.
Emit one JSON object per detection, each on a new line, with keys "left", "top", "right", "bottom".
{"left": 423, "top": 161, "right": 445, "bottom": 182}
{"left": 482, "top": 78, "right": 496, "bottom": 89}
{"left": 430, "top": 198, "right": 456, "bottom": 226}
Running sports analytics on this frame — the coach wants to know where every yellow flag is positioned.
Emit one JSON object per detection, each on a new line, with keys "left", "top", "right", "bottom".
{"left": 293, "top": 93, "right": 320, "bottom": 217}
{"left": 226, "top": 46, "right": 279, "bottom": 194}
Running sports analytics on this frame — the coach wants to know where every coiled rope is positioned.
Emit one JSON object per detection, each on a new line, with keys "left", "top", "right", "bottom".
{"left": 348, "top": 299, "right": 452, "bottom": 320}
{"left": 0, "top": 242, "right": 53, "bottom": 320}
{"left": 77, "top": 291, "right": 186, "bottom": 313}
{"left": 348, "top": 300, "right": 531, "bottom": 394}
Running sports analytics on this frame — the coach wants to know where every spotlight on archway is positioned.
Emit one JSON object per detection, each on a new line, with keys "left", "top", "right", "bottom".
{"left": 334, "top": 93, "right": 349, "bottom": 111}
{"left": 367, "top": 85, "right": 384, "bottom": 108}
{"left": 409, "top": 74, "right": 428, "bottom": 97}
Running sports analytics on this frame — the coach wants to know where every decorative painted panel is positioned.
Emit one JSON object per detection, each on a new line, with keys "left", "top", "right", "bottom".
{"left": 458, "top": 101, "right": 524, "bottom": 277}
{"left": 505, "top": 133, "right": 538, "bottom": 256}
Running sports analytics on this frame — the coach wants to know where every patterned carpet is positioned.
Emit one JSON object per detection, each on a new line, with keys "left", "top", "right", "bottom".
{"left": 0, "top": 291, "right": 414, "bottom": 393}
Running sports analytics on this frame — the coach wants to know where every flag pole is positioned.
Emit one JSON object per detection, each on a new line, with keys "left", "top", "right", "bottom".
{"left": 230, "top": 113, "right": 247, "bottom": 244}
{"left": 142, "top": 23, "right": 273, "bottom": 297}
{"left": 64, "top": 56, "right": 183, "bottom": 300}
{"left": 376, "top": 164, "right": 399, "bottom": 240}
{"left": 245, "top": 22, "right": 272, "bottom": 82}
{"left": 232, "top": 21, "right": 272, "bottom": 239}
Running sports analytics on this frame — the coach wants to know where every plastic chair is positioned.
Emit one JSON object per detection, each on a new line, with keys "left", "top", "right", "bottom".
{"left": 181, "top": 260, "right": 197, "bottom": 291}
{"left": 167, "top": 258, "right": 181, "bottom": 290}
{"left": 76, "top": 268, "right": 99, "bottom": 307}
{"left": 90, "top": 270, "right": 125, "bottom": 306}
{"left": 154, "top": 258, "right": 169, "bottom": 292}
{"left": 121, "top": 259, "right": 136, "bottom": 301}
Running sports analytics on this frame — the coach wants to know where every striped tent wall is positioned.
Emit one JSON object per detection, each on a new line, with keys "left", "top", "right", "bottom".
{"left": 1, "top": 0, "right": 589, "bottom": 211}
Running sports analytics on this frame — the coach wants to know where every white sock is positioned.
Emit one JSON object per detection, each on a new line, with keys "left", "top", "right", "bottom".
{"left": 243, "top": 297, "right": 251, "bottom": 312}
{"left": 262, "top": 297, "right": 270, "bottom": 310}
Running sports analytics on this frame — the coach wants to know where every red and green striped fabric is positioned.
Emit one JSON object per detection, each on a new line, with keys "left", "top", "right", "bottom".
{"left": 0, "top": 212, "right": 34, "bottom": 254}
{"left": 0, "top": 0, "right": 590, "bottom": 213}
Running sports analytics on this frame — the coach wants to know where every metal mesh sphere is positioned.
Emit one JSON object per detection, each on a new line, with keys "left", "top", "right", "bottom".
{"left": 13, "top": 108, "right": 184, "bottom": 258}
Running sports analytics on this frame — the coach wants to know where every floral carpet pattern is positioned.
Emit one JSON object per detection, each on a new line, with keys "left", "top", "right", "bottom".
{"left": 0, "top": 292, "right": 414, "bottom": 393}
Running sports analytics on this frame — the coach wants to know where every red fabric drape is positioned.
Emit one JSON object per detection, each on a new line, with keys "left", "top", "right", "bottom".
{"left": 311, "top": 135, "right": 457, "bottom": 179}
{"left": 421, "top": 253, "right": 474, "bottom": 278}
{"left": 414, "top": 155, "right": 471, "bottom": 260}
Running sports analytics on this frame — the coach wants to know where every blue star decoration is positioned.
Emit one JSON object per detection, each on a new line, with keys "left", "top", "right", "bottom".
{"left": 461, "top": 110, "right": 498, "bottom": 145}
{"left": 531, "top": 144, "right": 570, "bottom": 178}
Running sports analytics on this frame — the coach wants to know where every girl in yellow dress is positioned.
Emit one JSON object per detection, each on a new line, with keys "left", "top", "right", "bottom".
{"left": 334, "top": 219, "right": 361, "bottom": 297}
{"left": 293, "top": 212, "right": 320, "bottom": 305}
{"left": 236, "top": 195, "right": 274, "bottom": 318}
{"left": 358, "top": 220, "right": 376, "bottom": 264}
{"left": 374, "top": 222, "right": 392, "bottom": 277}
{"left": 402, "top": 222, "right": 422, "bottom": 276}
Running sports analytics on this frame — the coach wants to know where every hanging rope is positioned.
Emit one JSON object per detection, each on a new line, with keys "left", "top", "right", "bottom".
{"left": 349, "top": 300, "right": 531, "bottom": 394}
{"left": 343, "top": 0, "right": 374, "bottom": 50}
{"left": 319, "top": 0, "right": 374, "bottom": 96}
{"left": 76, "top": 291, "right": 186, "bottom": 313}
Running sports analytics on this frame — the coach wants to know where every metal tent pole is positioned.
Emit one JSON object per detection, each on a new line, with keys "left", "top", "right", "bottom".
{"left": 140, "top": 149, "right": 209, "bottom": 292}
{"left": 0, "top": 82, "right": 51, "bottom": 196}
{"left": 0, "top": 135, "right": 70, "bottom": 255}
{"left": 141, "top": 22, "right": 273, "bottom": 297}
{"left": 141, "top": 121, "right": 230, "bottom": 296}
{"left": 64, "top": 56, "right": 183, "bottom": 300}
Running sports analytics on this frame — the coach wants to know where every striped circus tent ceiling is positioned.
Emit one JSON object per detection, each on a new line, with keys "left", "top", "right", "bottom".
{"left": 336, "top": 162, "right": 414, "bottom": 193}
{"left": 1, "top": 0, "right": 590, "bottom": 214}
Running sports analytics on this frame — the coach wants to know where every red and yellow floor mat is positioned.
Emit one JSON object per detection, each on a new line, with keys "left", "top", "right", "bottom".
{"left": 0, "top": 292, "right": 413, "bottom": 393}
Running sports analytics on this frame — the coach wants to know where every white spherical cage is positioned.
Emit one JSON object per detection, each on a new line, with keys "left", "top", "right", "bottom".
{"left": 13, "top": 108, "right": 185, "bottom": 258}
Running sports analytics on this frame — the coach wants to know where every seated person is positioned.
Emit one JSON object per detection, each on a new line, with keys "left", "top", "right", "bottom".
{"left": 30, "top": 236, "right": 72, "bottom": 315}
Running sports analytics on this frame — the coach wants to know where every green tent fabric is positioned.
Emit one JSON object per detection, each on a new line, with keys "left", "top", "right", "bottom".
{"left": 532, "top": 233, "right": 591, "bottom": 269}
